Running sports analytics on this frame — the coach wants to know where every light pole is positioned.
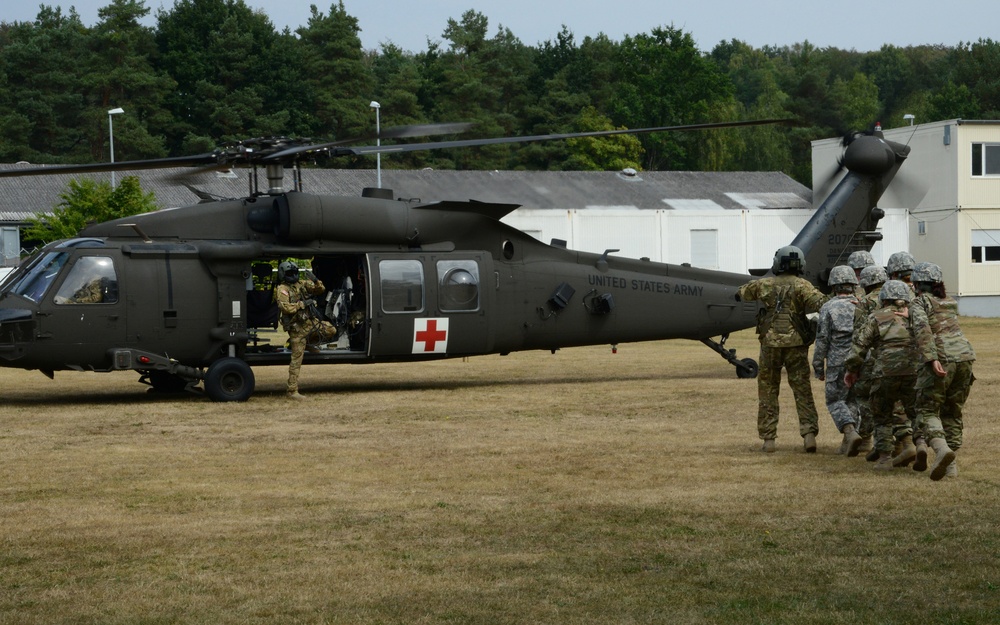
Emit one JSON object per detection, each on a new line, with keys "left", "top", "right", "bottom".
{"left": 904, "top": 113, "right": 915, "bottom": 126}
{"left": 107, "top": 107, "right": 124, "bottom": 187}
{"left": 369, "top": 101, "right": 381, "bottom": 188}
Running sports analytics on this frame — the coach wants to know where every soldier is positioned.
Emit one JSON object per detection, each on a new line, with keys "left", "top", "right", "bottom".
{"left": 812, "top": 266, "right": 863, "bottom": 456}
{"left": 910, "top": 262, "right": 974, "bottom": 479}
{"left": 886, "top": 251, "right": 916, "bottom": 284}
{"left": 847, "top": 250, "right": 875, "bottom": 300}
{"left": 853, "top": 265, "right": 888, "bottom": 457}
{"left": 737, "top": 245, "right": 826, "bottom": 453}
{"left": 844, "top": 280, "right": 930, "bottom": 471}
{"left": 275, "top": 260, "right": 336, "bottom": 400}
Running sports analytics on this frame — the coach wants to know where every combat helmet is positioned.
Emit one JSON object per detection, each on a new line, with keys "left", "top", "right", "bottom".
{"left": 912, "top": 261, "right": 943, "bottom": 284}
{"left": 879, "top": 279, "right": 912, "bottom": 303}
{"left": 847, "top": 250, "right": 875, "bottom": 270}
{"left": 277, "top": 260, "right": 300, "bottom": 284}
{"left": 828, "top": 265, "right": 859, "bottom": 287}
{"left": 886, "top": 251, "right": 916, "bottom": 278}
{"left": 772, "top": 245, "right": 806, "bottom": 275}
{"left": 859, "top": 265, "right": 888, "bottom": 289}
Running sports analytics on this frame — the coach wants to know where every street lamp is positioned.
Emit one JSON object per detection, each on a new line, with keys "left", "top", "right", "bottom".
{"left": 107, "top": 107, "right": 124, "bottom": 187}
{"left": 369, "top": 101, "right": 381, "bottom": 188}
{"left": 904, "top": 113, "right": 915, "bottom": 126}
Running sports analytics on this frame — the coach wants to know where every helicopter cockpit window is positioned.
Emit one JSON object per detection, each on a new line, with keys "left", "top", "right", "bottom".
{"left": 437, "top": 260, "right": 480, "bottom": 312}
{"left": 53, "top": 256, "right": 119, "bottom": 305}
{"left": 379, "top": 259, "right": 424, "bottom": 313}
{"left": 8, "top": 251, "right": 69, "bottom": 303}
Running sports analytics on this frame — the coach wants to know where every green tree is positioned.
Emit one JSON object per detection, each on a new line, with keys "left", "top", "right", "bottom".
{"left": 0, "top": 7, "right": 95, "bottom": 163}
{"left": 611, "top": 26, "right": 736, "bottom": 170}
{"left": 562, "top": 106, "right": 643, "bottom": 171}
{"left": 23, "top": 176, "right": 158, "bottom": 244}
{"left": 831, "top": 72, "right": 880, "bottom": 131}
{"left": 297, "top": 2, "right": 373, "bottom": 142}
{"left": 155, "top": 0, "right": 286, "bottom": 150}
{"left": 87, "top": 0, "right": 173, "bottom": 162}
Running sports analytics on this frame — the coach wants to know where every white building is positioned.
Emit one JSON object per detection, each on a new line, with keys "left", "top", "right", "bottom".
{"left": 813, "top": 119, "right": 1000, "bottom": 316}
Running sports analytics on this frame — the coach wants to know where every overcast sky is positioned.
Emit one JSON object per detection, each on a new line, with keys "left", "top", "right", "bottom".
{"left": 4, "top": 0, "right": 998, "bottom": 52}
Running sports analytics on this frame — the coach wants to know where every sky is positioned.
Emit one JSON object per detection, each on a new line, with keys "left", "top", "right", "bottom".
{"left": 3, "top": 0, "right": 999, "bottom": 53}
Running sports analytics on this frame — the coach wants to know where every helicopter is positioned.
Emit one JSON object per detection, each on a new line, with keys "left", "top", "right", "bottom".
{"left": 0, "top": 121, "right": 909, "bottom": 401}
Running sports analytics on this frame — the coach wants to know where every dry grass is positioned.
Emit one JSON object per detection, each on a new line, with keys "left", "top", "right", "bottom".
{"left": 2, "top": 319, "right": 999, "bottom": 624}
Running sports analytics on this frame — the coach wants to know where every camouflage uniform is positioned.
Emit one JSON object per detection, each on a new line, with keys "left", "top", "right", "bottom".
{"left": 813, "top": 293, "right": 861, "bottom": 433}
{"left": 275, "top": 277, "right": 336, "bottom": 395}
{"left": 70, "top": 278, "right": 105, "bottom": 304}
{"left": 911, "top": 292, "right": 975, "bottom": 451}
{"left": 850, "top": 288, "right": 882, "bottom": 440}
{"left": 845, "top": 298, "right": 927, "bottom": 454}
{"left": 737, "top": 274, "right": 826, "bottom": 443}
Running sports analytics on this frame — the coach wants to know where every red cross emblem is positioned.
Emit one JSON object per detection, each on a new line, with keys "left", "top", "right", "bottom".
{"left": 413, "top": 318, "right": 449, "bottom": 354}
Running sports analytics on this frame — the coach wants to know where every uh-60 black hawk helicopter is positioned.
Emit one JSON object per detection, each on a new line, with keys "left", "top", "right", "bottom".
{"left": 0, "top": 120, "right": 909, "bottom": 401}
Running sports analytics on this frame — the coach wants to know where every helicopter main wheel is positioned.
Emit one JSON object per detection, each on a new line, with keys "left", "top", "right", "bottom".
{"left": 736, "top": 358, "right": 759, "bottom": 379}
{"left": 204, "top": 357, "right": 255, "bottom": 402}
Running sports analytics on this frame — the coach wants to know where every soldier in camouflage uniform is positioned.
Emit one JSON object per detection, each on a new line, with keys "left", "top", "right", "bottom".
{"left": 737, "top": 246, "right": 827, "bottom": 453}
{"left": 812, "top": 266, "right": 863, "bottom": 456}
{"left": 844, "top": 280, "right": 930, "bottom": 471}
{"left": 847, "top": 250, "right": 875, "bottom": 300}
{"left": 887, "top": 251, "right": 916, "bottom": 284}
{"left": 852, "top": 265, "right": 888, "bottom": 457}
{"left": 910, "top": 262, "right": 974, "bottom": 479}
{"left": 275, "top": 261, "right": 336, "bottom": 399}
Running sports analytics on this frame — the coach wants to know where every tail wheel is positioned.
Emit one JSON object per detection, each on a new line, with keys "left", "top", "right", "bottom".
{"left": 736, "top": 358, "right": 759, "bottom": 379}
{"left": 204, "top": 357, "right": 255, "bottom": 402}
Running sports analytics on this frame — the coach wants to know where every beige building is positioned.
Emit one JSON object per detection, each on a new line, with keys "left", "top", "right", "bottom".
{"left": 813, "top": 119, "right": 1000, "bottom": 317}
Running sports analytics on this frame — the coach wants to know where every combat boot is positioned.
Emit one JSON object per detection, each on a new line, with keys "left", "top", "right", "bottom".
{"left": 945, "top": 459, "right": 958, "bottom": 478}
{"left": 873, "top": 452, "right": 894, "bottom": 471}
{"left": 912, "top": 437, "right": 928, "bottom": 472}
{"left": 287, "top": 391, "right": 306, "bottom": 400}
{"left": 803, "top": 432, "right": 817, "bottom": 453}
{"left": 891, "top": 435, "right": 917, "bottom": 468}
{"left": 761, "top": 439, "right": 776, "bottom": 453}
{"left": 843, "top": 424, "right": 863, "bottom": 457}
{"left": 858, "top": 436, "right": 873, "bottom": 453}
{"left": 929, "top": 437, "right": 956, "bottom": 481}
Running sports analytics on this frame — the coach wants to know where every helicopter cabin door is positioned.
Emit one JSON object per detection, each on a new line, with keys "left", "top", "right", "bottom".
{"left": 367, "top": 252, "right": 494, "bottom": 359}
{"left": 34, "top": 250, "right": 126, "bottom": 368}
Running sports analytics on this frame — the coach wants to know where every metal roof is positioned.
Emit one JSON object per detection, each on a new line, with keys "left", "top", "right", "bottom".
{"left": 0, "top": 164, "right": 811, "bottom": 222}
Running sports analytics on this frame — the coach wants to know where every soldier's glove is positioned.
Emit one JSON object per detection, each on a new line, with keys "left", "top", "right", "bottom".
{"left": 813, "top": 368, "right": 825, "bottom": 381}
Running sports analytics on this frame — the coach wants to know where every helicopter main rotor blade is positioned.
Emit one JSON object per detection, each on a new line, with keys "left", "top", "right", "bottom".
{"left": 333, "top": 119, "right": 793, "bottom": 156}
{"left": 0, "top": 153, "right": 223, "bottom": 178}
{"left": 261, "top": 122, "right": 476, "bottom": 162}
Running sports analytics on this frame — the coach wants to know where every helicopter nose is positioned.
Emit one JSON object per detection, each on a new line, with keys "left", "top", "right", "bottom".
{"left": 0, "top": 308, "right": 35, "bottom": 361}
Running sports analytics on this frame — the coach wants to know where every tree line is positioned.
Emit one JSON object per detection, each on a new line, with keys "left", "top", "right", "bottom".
{"left": 2, "top": 0, "right": 998, "bottom": 186}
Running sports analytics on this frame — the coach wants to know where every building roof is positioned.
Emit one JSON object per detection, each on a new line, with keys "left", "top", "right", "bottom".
{"left": 0, "top": 164, "right": 811, "bottom": 222}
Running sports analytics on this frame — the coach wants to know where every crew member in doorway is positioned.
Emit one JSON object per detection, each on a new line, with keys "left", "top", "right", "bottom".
{"left": 275, "top": 261, "right": 336, "bottom": 399}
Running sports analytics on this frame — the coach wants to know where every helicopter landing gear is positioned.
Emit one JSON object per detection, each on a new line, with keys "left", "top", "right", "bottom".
{"left": 141, "top": 370, "right": 191, "bottom": 394}
{"left": 700, "top": 335, "right": 758, "bottom": 379}
{"left": 204, "top": 357, "right": 255, "bottom": 402}
{"left": 735, "top": 358, "right": 759, "bottom": 379}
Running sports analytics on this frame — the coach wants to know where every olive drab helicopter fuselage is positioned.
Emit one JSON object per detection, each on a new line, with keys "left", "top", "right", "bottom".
{"left": 0, "top": 124, "right": 910, "bottom": 401}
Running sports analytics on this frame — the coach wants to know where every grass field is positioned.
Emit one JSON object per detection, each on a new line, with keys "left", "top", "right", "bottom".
{"left": 2, "top": 319, "right": 999, "bottom": 624}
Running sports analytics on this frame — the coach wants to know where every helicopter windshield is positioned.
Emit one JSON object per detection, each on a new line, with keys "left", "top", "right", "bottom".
{"left": 5, "top": 251, "right": 69, "bottom": 303}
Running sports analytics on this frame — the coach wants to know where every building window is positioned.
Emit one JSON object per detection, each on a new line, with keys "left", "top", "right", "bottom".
{"left": 971, "top": 143, "right": 1000, "bottom": 176}
{"left": 971, "top": 229, "right": 1000, "bottom": 263}
{"left": 690, "top": 229, "right": 719, "bottom": 269}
